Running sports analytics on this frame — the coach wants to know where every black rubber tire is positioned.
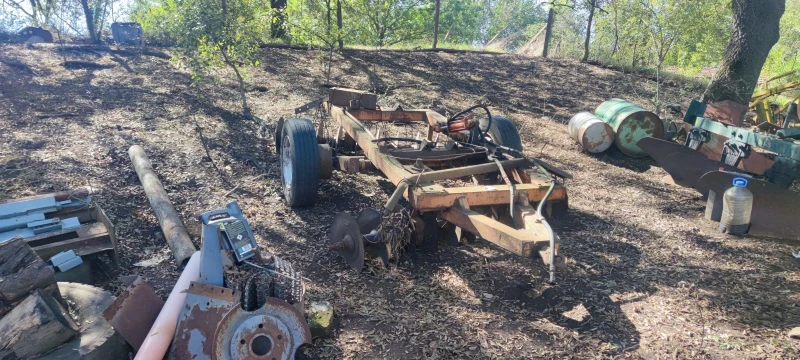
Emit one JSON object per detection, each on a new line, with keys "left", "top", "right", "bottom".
{"left": 281, "top": 118, "right": 320, "bottom": 207}
{"left": 480, "top": 116, "right": 523, "bottom": 152}
{"left": 39, "top": 283, "right": 130, "bottom": 360}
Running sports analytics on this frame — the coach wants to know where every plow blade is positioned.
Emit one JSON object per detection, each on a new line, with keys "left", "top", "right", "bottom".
{"left": 699, "top": 171, "right": 800, "bottom": 240}
{"left": 638, "top": 137, "right": 738, "bottom": 195}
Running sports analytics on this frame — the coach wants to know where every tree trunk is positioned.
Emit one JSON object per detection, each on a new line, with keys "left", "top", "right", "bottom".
{"left": 581, "top": 0, "right": 595, "bottom": 62}
{"left": 79, "top": 0, "right": 97, "bottom": 43}
{"left": 270, "top": 0, "right": 287, "bottom": 38}
{"left": 336, "top": 0, "right": 343, "bottom": 49}
{"left": 0, "top": 289, "right": 79, "bottom": 359}
{"left": 0, "top": 237, "right": 60, "bottom": 316}
{"left": 702, "top": 0, "right": 786, "bottom": 105}
{"left": 611, "top": 5, "right": 619, "bottom": 58}
{"left": 442, "top": 23, "right": 454, "bottom": 43}
{"left": 543, "top": 8, "right": 555, "bottom": 58}
{"left": 326, "top": 0, "right": 331, "bottom": 38}
{"left": 432, "top": 0, "right": 440, "bottom": 48}
{"left": 631, "top": 41, "right": 638, "bottom": 69}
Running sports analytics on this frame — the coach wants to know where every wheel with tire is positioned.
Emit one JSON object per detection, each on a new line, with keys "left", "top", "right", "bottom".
{"left": 479, "top": 116, "right": 523, "bottom": 151}
{"left": 281, "top": 118, "right": 320, "bottom": 207}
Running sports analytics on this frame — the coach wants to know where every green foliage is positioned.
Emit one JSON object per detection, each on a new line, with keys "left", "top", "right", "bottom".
{"left": 590, "top": 0, "right": 730, "bottom": 71}
{"left": 485, "top": 0, "right": 546, "bottom": 44}
{"left": 763, "top": 0, "right": 800, "bottom": 76}
{"left": 343, "top": 0, "right": 433, "bottom": 47}
{"left": 436, "top": 0, "right": 485, "bottom": 44}
{"left": 130, "top": 0, "right": 182, "bottom": 45}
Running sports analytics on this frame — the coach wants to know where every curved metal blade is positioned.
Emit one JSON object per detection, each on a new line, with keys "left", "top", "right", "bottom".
{"left": 699, "top": 171, "right": 800, "bottom": 240}
{"left": 356, "top": 208, "right": 382, "bottom": 234}
{"left": 638, "top": 137, "right": 738, "bottom": 195}
{"left": 330, "top": 213, "right": 364, "bottom": 271}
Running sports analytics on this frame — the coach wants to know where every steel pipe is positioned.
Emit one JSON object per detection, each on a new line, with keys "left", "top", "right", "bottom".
{"left": 129, "top": 145, "right": 196, "bottom": 268}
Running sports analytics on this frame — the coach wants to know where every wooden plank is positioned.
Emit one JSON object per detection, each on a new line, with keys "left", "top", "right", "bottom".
{"left": 27, "top": 222, "right": 111, "bottom": 261}
{"left": 411, "top": 183, "right": 567, "bottom": 211}
{"left": 346, "top": 109, "right": 427, "bottom": 122}
{"left": 440, "top": 206, "right": 540, "bottom": 257}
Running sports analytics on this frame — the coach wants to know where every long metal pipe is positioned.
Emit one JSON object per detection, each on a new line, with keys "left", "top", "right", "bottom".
{"left": 134, "top": 251, "right": 200, "bottom": 360}
{"left": 536, "top": 178, "right": 558, "bottom": 284}
{"left": 129, "top": 145, "right": 196, "bottom": 268}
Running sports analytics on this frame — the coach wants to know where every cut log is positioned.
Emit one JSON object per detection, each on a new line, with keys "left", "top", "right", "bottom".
{"left": 0, "top": 289, "right": 79, "bottom": 358}
{"left": 0, "top": 236, "right": 59, "bottom": 316}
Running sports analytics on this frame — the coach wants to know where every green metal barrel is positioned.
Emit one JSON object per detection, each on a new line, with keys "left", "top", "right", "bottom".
{"left": 594, "top": 99, "right": 664, "bottom": 157}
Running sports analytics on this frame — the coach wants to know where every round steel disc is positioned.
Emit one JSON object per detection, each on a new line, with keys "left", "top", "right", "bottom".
{"left": 329, "top": 213, "right": 364, "bottom": 271}
{"left": 356, "top": 208, "right": 382, "bottom": 234}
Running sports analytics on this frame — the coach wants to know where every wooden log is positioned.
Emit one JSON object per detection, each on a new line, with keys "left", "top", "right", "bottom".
{"left": 0, "top": 236, "right": 58, "bottom": 316}
{"left": 0, "top": 289, "right": 79, "bottom": 358}
{"left": 129, "top": 145, "right": 196, "bottom": 268}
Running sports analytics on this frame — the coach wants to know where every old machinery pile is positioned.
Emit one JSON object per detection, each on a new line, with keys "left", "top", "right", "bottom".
{"left": 170, "top": 201, "right": 310, "bottom": 360}
{"left": 279, "top": 88, "right": 571, "bottom": 283}
{"left": 638, "top": 99, "right": 800, "bottom": 240}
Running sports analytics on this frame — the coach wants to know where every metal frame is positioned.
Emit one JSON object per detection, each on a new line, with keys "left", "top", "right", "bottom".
{"left": 321, "top": 97, "right": 568, "bottom": 270}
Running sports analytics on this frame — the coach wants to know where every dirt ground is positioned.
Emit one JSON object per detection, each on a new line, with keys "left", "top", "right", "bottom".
{"left": 1, "top": 43, "right": 799, "bottom": 359}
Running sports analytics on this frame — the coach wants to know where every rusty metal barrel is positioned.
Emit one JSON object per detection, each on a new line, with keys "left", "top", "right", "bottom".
{"left": 568, "top": 112, "right": 615, "bottom": 153}
{"left": 594, "top": 99, "right": 664, "bottom": 157}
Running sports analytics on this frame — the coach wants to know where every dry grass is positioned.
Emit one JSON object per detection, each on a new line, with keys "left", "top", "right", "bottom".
{"left": 1, "top": 43, "right": 798, "bottom": 359}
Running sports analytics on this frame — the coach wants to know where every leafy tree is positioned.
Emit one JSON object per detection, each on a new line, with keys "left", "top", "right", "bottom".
{"left": 703, "top": 0, "right": 786, "bottom": 105}
{"left": 485, "top": 0, "right": 545, "bottom": 48}
{"left": 763, "top": 0, "right": 800, "bottom": 76}
{"left": 343, "top": 0, "right": 433, "bottom": 47}
{"left": 174, "top": 0, "right": 271, "bottom": 115}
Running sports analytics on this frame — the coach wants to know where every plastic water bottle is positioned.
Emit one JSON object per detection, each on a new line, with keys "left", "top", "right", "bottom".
{"left": 719, "top": 177, "right": 753, "bottom": 236}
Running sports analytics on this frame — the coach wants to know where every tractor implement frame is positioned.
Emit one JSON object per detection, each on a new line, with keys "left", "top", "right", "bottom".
{"left": 319, "top": 93, "right": 568, "bottom": 272}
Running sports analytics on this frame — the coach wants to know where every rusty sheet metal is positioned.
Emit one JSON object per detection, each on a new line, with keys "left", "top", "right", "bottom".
{"left": 704, "top": 100, "right": 748, "bottom": 127}
{"left": 102, "top": 276, "right": 164, "bottom": 351}
{"left": 679, "top": 122, "right": 775, "bottom": 175}
{"left": 698, "top": 171, "right": 800, "bottom": 241}
{"left": 170, "top": 282, "right": 240, "bottom": 360}
{"left": 169, "top": 282, "right": 311, "bottom": 360}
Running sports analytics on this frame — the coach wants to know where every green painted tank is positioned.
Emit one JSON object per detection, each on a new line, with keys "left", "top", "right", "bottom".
{"left": 594, "top": 99, "right": 664, "bottom": 157}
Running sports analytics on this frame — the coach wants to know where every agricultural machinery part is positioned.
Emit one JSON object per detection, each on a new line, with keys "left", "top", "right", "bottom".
{"left": 169, "top": 202, "right": 310, "bottom": 360}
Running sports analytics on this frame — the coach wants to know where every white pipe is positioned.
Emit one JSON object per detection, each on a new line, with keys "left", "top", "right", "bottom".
{"left": 135, "top": 251, "right": 200, "bottom": 360}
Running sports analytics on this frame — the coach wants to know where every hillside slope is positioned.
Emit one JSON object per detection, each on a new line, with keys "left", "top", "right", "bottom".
{"left": 1, "top": 44, "right": 798, "bottom": 359}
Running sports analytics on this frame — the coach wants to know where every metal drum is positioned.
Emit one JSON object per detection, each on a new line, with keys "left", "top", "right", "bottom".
{"left": 594, "top": 99, "right": 664, "bottom": 157}
{"left": 568, "top": 112, "right": 615, "bottom": 153}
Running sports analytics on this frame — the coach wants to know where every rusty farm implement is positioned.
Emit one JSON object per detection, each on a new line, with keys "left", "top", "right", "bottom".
{"left": 275, "top": 88, "right": 571, "bottom": 283}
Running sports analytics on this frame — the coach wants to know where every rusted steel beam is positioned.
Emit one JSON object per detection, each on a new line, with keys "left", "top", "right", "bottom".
{"left": 346, "top": 109, "right": 427, "bottom": 122}
{"left": 513, "top": 202, "right": 565, "bottom": 269}
{"left": 332, "top": 106, "right": 421, "bottom": 185}
{"left": 129, "top": 145, "right": 196, "bottom": 268}
{"left": 441, "top": 205, "right": 541, "bottom": 258}
{"left": 410, "top": 183, "right": 567, "bottom": 211}
{"left": 412, "top": 158, "right": 529, "bottom": 183}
